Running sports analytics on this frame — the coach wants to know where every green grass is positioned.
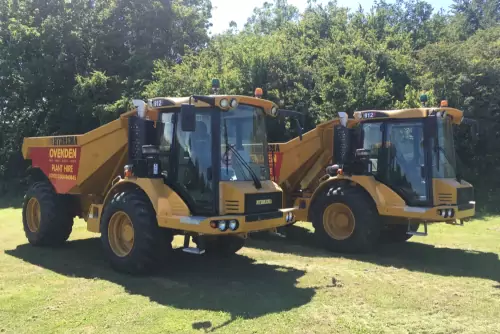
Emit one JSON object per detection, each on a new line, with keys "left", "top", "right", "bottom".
{"left": 0, "top": 205, "right": 499, "bottom": 334}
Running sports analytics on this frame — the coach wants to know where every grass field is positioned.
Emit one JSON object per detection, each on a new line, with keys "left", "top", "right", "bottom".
{"left": 1, "top": 204, "right": 499, "bottom": 334}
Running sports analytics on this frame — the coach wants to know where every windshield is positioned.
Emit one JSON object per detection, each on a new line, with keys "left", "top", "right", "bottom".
{"left": 433, "top": 116, "right": 457, "bottom": 179}
{"left": 220, "top": 105, "right": 269, "bottom": 181}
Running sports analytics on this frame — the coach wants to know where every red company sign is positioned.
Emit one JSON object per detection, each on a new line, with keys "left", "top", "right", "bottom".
{"left": 268, "top": 151, "right": 283, "bottom": 182}
{"left": 30, "top": 147, "right": 81, "bottom": 193}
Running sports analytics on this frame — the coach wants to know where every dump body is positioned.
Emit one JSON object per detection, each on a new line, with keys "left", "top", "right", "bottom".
{"left": 22, "top": 117, "right": 129, "bottom": 198}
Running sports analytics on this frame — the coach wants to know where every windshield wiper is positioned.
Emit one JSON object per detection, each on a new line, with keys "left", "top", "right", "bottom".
{"left": 222, "top": 119, "right": 262, "bottom": 189}
{"left": 435, "top": 145, "right": 460, "bottom": 180}
{"left": 228, "top": 145, "right": 262, "bottom": 189}
{"left": 223, "top": 119, "right": 230, "bottom": 174}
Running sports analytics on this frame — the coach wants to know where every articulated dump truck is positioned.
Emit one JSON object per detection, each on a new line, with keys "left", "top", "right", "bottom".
{"left": 21, "top": 94, "right": 297, "bottom": 274}
{"left": 270, "top": 104, "right": 477, "bottom": 253}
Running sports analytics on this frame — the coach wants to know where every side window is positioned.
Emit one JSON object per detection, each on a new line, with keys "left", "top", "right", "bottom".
{"left": 159, "top": 113, "right": 174, "bottom": 171}
{"left": 362, "top": 122, "right": 383, "bottom": 173}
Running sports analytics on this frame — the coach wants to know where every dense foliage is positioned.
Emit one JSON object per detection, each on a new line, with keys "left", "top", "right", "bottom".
{"left": 1, "top": 0, "right": 499, "bottom": 210}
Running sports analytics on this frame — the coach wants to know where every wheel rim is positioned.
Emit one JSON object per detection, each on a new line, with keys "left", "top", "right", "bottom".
{"left": 108, "top": 211, "right": 135, "bottom": 257}
{"left": 26, "top": 197, "right": 41, "bottom": 233}
{"left": 322, "top": 203, "right": 355, "bottom": 240}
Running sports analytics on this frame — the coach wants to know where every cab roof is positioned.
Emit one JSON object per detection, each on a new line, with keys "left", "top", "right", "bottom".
{"left": 353, "top": 107, "right": 464, "bottom": 124}
{"left": 146, "top": 95, "right": 279, "bottom": 116}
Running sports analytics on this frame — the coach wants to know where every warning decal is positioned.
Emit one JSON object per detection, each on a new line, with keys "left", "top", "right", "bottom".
{"left": 30, "top": 147, "right": 81, "bottom": 193}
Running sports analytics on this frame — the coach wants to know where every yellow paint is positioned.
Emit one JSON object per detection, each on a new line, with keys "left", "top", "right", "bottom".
{"left": 218, "top": 180, "right": 283, "bottom": 215}
{"left": 433, "top": 178, "right": 473, "bottom": 206}
{"left": 322, "top": 203, "right": 355, "bottom": 240}
{"left": 353, "top": 107, "right": 464, "bottom": 124}
{"left": 142, "top": 95, "right": 279, "bottom": 117}
{"left": 86, "top": 204, "right": 103, "bottom": 233}
{"left": 26, "top": 197, "right": 41, "bottom": 233}
{"left": 108, "top": 211, "right": 135, "bottom": 257}
{"left": 158, "top": 211, "right": 293, "bottom": 235}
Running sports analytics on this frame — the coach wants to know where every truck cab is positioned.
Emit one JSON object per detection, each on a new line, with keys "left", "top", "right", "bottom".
{"left": 348, "top": 106, "right": 476, "bottom": 222}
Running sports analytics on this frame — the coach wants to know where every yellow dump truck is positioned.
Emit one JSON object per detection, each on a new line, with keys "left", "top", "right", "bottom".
{"left": 21, "top": 92, "right": 297, "bottom": 274}
{"left": 269, "top": 101, "right": 477, "bottom": 253}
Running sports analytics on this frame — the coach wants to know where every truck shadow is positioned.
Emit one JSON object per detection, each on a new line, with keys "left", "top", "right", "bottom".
{"left": 5, "top": 238, "right": 315, "bottom": 330}
{"left": 0, "top": 194, "right": 22, "bottom": 209}
{"left": 248, "top": 225, "right": 500, "bottom": 284}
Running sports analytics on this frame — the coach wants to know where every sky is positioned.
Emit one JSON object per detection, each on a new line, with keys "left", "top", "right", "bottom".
{"left": 208, "top": 0, "right": 456, "bottom": 35}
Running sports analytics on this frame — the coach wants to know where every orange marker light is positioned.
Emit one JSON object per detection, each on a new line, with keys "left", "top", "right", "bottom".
{"left": 254, "top": 87, "right": 263, "bottom": 98}
{"left": 337, "top": 169, "right": 343, "bottom": 175}
{"left": 440, "top": 100, "right": 448, "bottom": 107}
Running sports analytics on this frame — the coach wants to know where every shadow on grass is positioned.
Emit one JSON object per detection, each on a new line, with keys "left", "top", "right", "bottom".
{"left": 0, "top": 194, "right": 23, "bottom": 210}
{"left": 248, "top": 225, "right": 500, "bottom": 284}
{"left": 5, "top": 238, "right": 315, "bottom": 331}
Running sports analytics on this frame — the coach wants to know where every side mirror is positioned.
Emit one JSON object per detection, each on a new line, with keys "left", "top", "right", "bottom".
{"left": 180, "top": 104, "right": 197, "bottom": 132}
{"left": 277, "top": 109, "right": 305, "bottom": 141}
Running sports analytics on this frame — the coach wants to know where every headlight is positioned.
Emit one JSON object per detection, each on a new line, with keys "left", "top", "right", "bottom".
{"left": 271, "top": 106, "right": 278, "bottom": 116}
{"left": 218, "top": 220, "right": 228, "bottom": 231}
{"left": 230, "top": 98, "right": 238, "bottom": 108}
{"left": 229, "top": 220, "right": 239, "bottom": 230}
{"left": 220, "top": 98, "right": 229, "bottom": 108}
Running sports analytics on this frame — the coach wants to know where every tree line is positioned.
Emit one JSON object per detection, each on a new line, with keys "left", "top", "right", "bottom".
{"left": 1, "top": 0, "right": 499, "bottom": 211}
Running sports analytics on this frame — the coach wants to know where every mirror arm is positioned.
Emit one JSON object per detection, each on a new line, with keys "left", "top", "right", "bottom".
{"left": 277, "top": 109, "right": 305, "bottom": 141}
{"left": 191, "top": 95, "right": 216, "bottom": 107}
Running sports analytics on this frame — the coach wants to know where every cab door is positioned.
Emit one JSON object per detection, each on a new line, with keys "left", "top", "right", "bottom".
{"left": 170, "top": 109, "right": 219, "bottom": 215}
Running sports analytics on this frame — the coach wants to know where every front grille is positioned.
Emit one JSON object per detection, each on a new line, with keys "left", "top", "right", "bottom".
{"left": 438, "top": 193, "right": 453, "bottom": 203}
{"left": 244, "top": 192, "right": 282, "bottom": 214}
{"left": 225, "top": 200, "right": 240, "bottom": 213}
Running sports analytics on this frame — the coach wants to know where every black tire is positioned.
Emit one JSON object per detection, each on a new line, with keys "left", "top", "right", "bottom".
{"left": 100, "top": 190, "right": 173, "bottom": 275}
{"left": 22, "top": 181, "right": 74, "bottom": 246}
{"left": 380, "top": 220, "right": 420, "bottom": 243}
{"left": 311, "top": 184, "right": 381, "bottom": 253}
{"left": 197, "top": 235, "right": 245, "bottom": 257}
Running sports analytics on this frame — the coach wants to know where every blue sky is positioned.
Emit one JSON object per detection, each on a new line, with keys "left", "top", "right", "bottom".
{"left": 209, "top": 0, "right": 456, "bottom": 35}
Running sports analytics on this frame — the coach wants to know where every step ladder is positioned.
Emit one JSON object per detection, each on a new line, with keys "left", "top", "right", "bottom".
{"left": 181, "top": 235, "right": 205, "bottom": 255}
{"left": 407, "top": 221, "right": 428, "bottom": 236}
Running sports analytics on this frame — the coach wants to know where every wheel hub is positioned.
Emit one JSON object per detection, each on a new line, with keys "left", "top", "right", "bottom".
{"left": 323, "top": 203, "right": 356, "bottom": 240}
{"left": 108, "top": 211, "right": 135, "bottom": 257}
{"left": 26, "top": 197, "right": 41, "bottom": 233}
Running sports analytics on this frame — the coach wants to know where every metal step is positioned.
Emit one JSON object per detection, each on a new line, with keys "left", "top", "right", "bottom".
{"left": 269, "top": 230, "right": 286, "bottom": 238}
{"left": 182, "top": 234, "right": 205, "bottom": 254}
{"left": 445, "top": 219, "right": 464, "bottom": 226}
{"left": 407, "top": 221, "right": 428, "bottom": 236}
{"left": 182, "top": 247, "right": 206, "bottom": 255}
